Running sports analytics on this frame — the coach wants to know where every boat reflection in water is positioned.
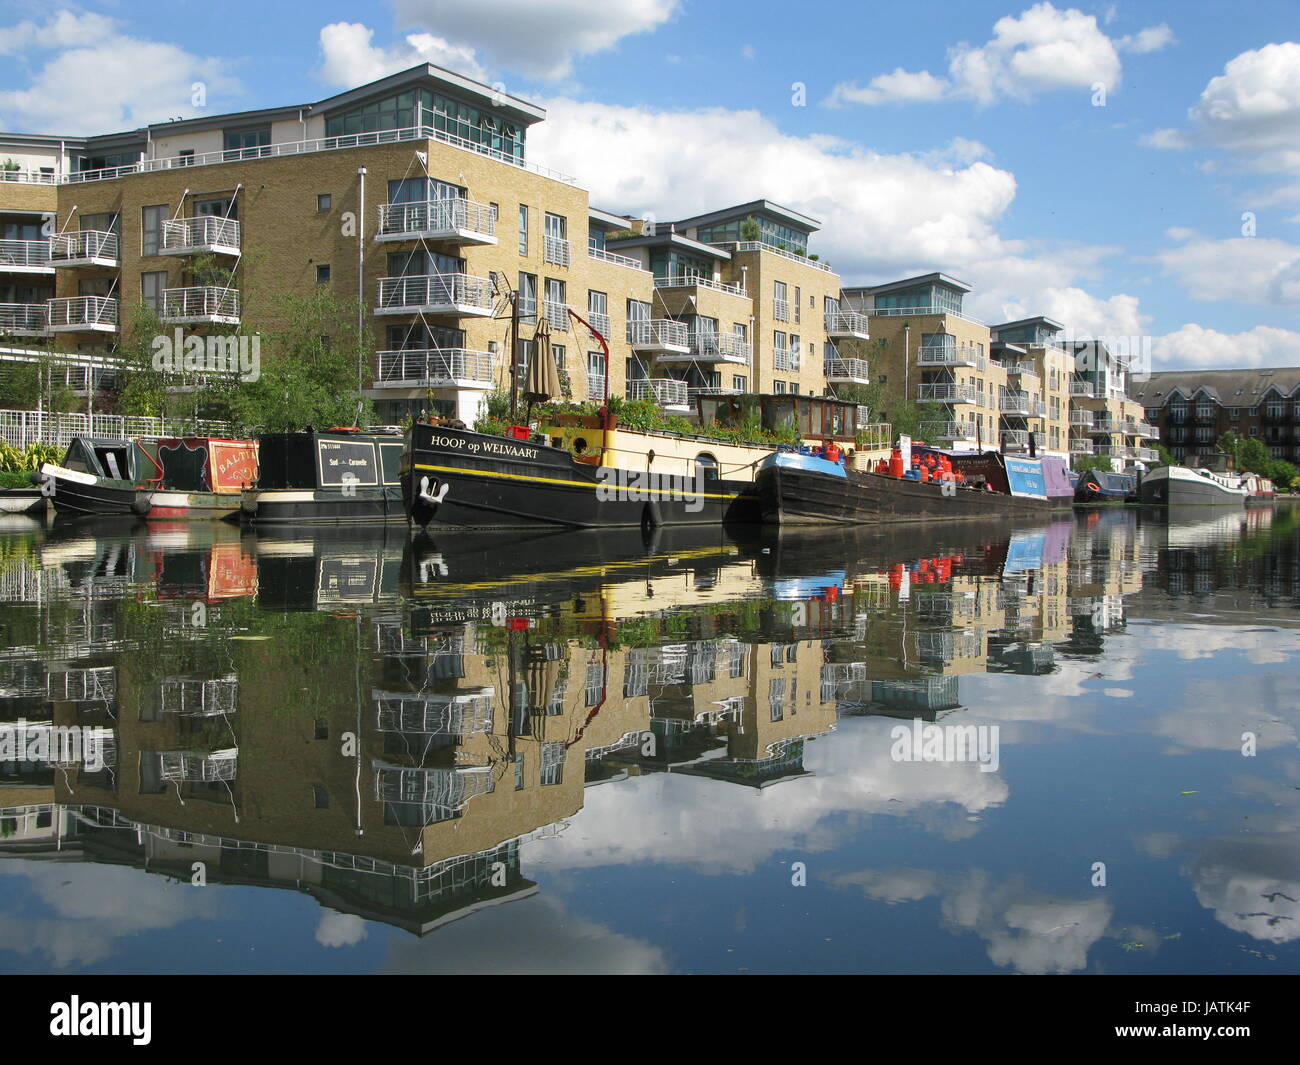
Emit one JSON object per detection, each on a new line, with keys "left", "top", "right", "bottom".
{"left": 0, "top": 504, "right": 1297, "bottom": 970}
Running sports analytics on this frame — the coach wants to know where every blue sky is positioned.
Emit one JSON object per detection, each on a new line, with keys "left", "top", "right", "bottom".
{"left": 1, "top": 0, "right": 1297, "bottom": 369}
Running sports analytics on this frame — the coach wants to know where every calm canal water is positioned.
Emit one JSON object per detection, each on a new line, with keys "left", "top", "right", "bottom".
{"left": 0, "top": 505, "right": 1296, "bottom": 974}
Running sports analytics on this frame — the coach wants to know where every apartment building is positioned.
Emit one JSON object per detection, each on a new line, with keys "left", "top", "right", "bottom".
{"left": 604, "top": 199, "right": 866, "bottom": 411}
{"left": 1130, "top": 367, "right": 1300, "bottom": 465}
{"left": 1066, "top": 339, "right": 1159, "bottom": 466}
{"left": 988, "top": 315, "right": 1072, "bottom": 462}
{"left": 841, "top": 273, "right": 1009, "bottom": 451}
{"left": 0, "top": 67, "right": 864, "bottom": 428}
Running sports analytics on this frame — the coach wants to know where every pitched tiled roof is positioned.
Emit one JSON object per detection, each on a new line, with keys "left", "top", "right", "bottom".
{"left": 1130, "top": 368, "right": 1300, "bottom": 405}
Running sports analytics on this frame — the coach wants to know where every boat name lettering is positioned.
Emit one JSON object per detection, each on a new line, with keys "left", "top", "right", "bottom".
{"left": 431, "top": 434, "right": 537, "bottom": 460}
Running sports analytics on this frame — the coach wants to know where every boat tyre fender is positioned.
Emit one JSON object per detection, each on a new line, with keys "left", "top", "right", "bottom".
{"left": 641, "top": 501, "right": 663, "bottom": 530}
{"left": 131, "top": 493, "right": 151, "bottom": 516}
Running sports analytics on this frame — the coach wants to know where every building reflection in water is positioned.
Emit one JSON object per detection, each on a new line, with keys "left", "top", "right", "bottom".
{"left": 0, "top": 504, "right": 1296, "bottom": 954}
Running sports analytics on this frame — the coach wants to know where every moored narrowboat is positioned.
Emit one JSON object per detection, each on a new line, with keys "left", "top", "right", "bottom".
{"left": 1137, "top": 464, "right": 1249, "bottom": 506}
{"left": 241, "top": 428, "right": 407, "bottom": 524}
{"left": 34, "top": 437, "right": 156, "bottom": 517}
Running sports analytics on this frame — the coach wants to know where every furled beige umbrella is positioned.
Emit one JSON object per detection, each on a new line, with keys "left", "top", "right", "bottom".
{"left": 524, "top": 328, "right": 562, "bottom": 407}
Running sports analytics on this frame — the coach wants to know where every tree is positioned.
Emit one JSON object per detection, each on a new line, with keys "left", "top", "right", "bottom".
{"left": 739, "top": 216, "right": 762, "bottom": 242}
{"left": 226, "top": 289, "right": 374, "bottom": 433}
{"left": 1153, "top": 442, "right": 1174, "bottom": 467}
{"left": 1074, "top": 454, "right": 1114, "bottom": 474}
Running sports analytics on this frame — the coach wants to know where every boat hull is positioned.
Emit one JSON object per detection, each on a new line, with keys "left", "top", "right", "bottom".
{"left": 146, "top": 489, "right": 242, "bottom": 520}
{"left": 1138, "top": 465, "right": 1248, "bottom": 506}
{"left": 0, "top": 489, "right": 48, "bottom": 515}
{"left": 37, "top": 463, "right": 150, "bottom": 517}
{"left": 404, "top": 424, "right": 761, "bottom": 529}
{"left": 757, "top": 465, "right": 1057, "bottom": 525}
{"left": 242, "top": 487, "right": 407, "bottom": 525}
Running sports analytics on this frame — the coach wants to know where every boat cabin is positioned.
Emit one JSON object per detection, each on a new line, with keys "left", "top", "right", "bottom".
{"left": 59, "top": 437, "right": 155, "bottom": 484}
{"left": 696, "top": 393, "right": 858, "bottom": 443}
{"left": 255, "top": 429, "right": 404, "bottom": 491}
{"left": 154, "top": 437, "right": 259, "bottom": 493}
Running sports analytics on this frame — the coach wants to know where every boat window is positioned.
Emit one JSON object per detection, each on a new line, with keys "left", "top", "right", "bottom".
{"left": 94, "top": 445, "right": 131, "bottom": 479}
{"left": 62, "top": 440, "right": 92, "bottom": 473}
{"left": 695, "top": 453, "right": 719, "bottom": 481}
{"left": 379, "top": 442, "right": 404, "bottom": 485}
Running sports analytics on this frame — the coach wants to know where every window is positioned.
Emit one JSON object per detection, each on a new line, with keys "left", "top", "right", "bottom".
{"left": 313, "top": 786, "right": 329, "bottom": 809}
{"left": 774, "top": 380, "right": 787, "bottom": 394}
{"left": 517, "top": 272, "right": 537, "bottom": 319}
{"left": 774, "top": 280, "right": 789, "bottom": 322}
{"left": 518, "top": 204, "right": 529, "bottom": 256}
{"left": 141, "top": 271, "right": 167, "bottom": 312}
{"left": 695, "top": 453, "right": 718, "bottom": 480}
{"left": 178, "top": 149, "right": 195, "bottom": 166}
{"left": 141, "top": 205, "right": 167, "bottom": 256}
{"left": 317, "top": 193, "right": 332, "bottom": 212}
{"left": 794, "top": 285, "right": 801, "bottom": 323}
{"left": 544, "top": 213, "right": 568, "bottom": 266}
{"left": 733, "top": 375, "right": 747, "bottom": 391}
{"left": 316, "top": 264, "right": 331, "bottom": 283}
{"left": 552, "top": 344, "right": 565, "bottom": 370}
{"left": 223, "top": 127, "right": 271, "bottom": 156}
{"left": 314, "top": 720, "right": 329, "bottom": 740}
{"left": 194, "top": 197, "right": 236, "bottom": 220}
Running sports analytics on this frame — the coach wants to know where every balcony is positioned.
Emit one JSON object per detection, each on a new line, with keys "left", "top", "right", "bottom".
{"left": 773, "top": 345, "right": 799, "bottom": 372}
{"left": 586, "top": 311, "right": 612, "bottom": 338}
{"left": 924, "top": 420, "right": 979, "bottom": 442}
{"left": 1124, "top": 420, "right": 1157, "bottom": 437}
{"left": 824, "top": 311, "right": 870, "bottom": 339}
{"left": 719, "top": 241, "right": 834, "bottom": 272}
{"left": 1004, "top": 360, "right": 1039, "bottom": 382}
{"left": 654, "top": 274, "right": 746, "bottom": 297}
{"left": 869, "top": 304, "right": 985, "bottom": 326}
{"left": 543, "top": 234, "right": 571, "bottom": 267}
{"left": 1089, "top": 419, "right": 1116, "bottom": 434}
{"left": 587, "top": 244, "right": 648, "bottom": 272}
{"left": 1070, "top": 380, "right": 1100, "bottom": 398}
{"left": 688, "top": 385, "right": 742, "bottom": 401}
{"left": 824, "top": 357, "right": 870, "bottom": 384}
{"left": 918, "top": 343, "right": 986, "bottom": 371}
{"left": 1069, "top": 409, "right": 1093, "bottom": 426}
{"left": 917, "top": 383, "right": 977, "bottom": 404}
{"left": 628, "top": 378, "right": 690, "bottom": 412}
{"left": 628, "top": 319, "right": 689, "bottom": 355}
{"left": 0, "top": 167, "right": 57, "bottom": 185}
{"left": 1000, "top": 391, "right": 1037, "bottom": 416}
{"left": 375, "top": 348, "right": 496, "bottom": 389}
{"left": 0, "top": 239, "right": 53, "bottom": 274}
{"left": 161, "top": 216, "right": 242, "bottom": 256}
{"left": 160, "top": 286, "right": 240, "bottom": 325}
{"left": 49, "top": 230, "right": 119, "bottom": 268}
{"left": 47, "top": 296, "right": 118, "bottom": 333}
{"left": 586, "top": 373, "right": 606, "bottom": 399}
{"left": 660, "top": 331, "right": 750, "bottom": 366}
{"left": 0, "top": 303, "right": 50, "bottom": 336}
{"left": 375, "top": 198, "right": 496, "bottom": 245}
{"left": 1131, "top": 447, "right": 1159, "bottom": 462}
{"left": 1193, "top": 409, "right": 1218, "bottom": 424}
{"left": 1070, "top": 438, "right": 1094, "bottom": 454}
{"left": 542, "top": 301, "right": 572, "bottom": 331}
{"left": 1000, "top": 430, "right": 1046, "bottom": 452}
{"left": 376, "top": 273, "right": 494, "bottom": 317}
{"left": 773, "top": 298, "right": 790, "bottom": 322}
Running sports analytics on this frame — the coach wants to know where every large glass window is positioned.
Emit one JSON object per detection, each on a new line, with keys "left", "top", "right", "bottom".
{"left": 223, "top": 128, "right": 271, "bottom": 157}
{"left": 324, "top": 88, "right": 524, "bottom": 162}
{"left": 141, "top": 205, "right": 167, "bottom": 257}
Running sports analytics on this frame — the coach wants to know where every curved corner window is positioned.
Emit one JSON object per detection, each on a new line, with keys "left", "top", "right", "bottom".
{"left": 695, "top": 453, "right": 719, "bottom": 481}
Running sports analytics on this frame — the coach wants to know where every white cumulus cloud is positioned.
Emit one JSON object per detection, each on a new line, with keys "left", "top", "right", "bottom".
{"left": 318, "top": 21, "right": 487, "bottom": 86}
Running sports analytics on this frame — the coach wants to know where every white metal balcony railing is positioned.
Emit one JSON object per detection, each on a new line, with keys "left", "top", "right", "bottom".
{"left": 1070, "top": 379, "right": 1100, "bottom": 398}
{"left": 772, "top": 297, "right": 790, "bottom": 322}
{"left": 586, "top": 311, "right": 612, "bottom": 338}
{"left": 687, "top": 385, "right": 742, "bottom": 401}
{"left": 1125, "top": 420, "right": 1157, "bottom": 438}
{"left": 824, "top": 357, "right": 869, "bottom": 382}
{"left": 824, "top": 310, "right": 870, "bottom": 337}
{"left": 918, "top": 343, "right": 986, "bottom": 371}
{"left": 924, "top": 420, "right": 979, "bottom": 441}
{"left": 0, "top": 238, "right": 53, "bottom": 271}
{"left": 1070, "top": 438, "right": 1094, "bottom": 454}
{"left": 1132, "top": 446, "right": 1159, "bottom": 462}
{"left": 160, "top": 286, "right": 240, "bottom": 323}
{"left": 1069, "top": 409, "right": 1093, "bottom": 425}
{"left": 1089, "top": 419, "right": 1117, "bottom": 433}
{"left": 870, "top": 304, "right": 985, "bottom": 325}
{"left": 628, "top": 378, "right": 689, "bottom": 409}
{"left": 543, "top": 234, "right": 572, "bottom": 267}
{"left": 773, "top": 346, "right": 799, "bottom": 372}
{"left": 542, "top": 301, "right": 571, "bottom": 331}
{"left": 47, "top": 296, "right": 118, "bottom": 331}
{"left": 585, "top": 373, "right": 606, "bottom": 398}
{"left": 1093, "top": 444, "right": 1125, "bottom": 457}
{"left": 64, "top": 123, "right": 578, "bottom": 186}
{"left": 376, "top": 272, "right": 494, "bottom": 315}
{"left": 0, "top": 167, "right": 57, "bottom": 185}
{"left": 1000, "top": 430, "right": 1046, "bottom": 451}
{"left": 720, "top": 241, "right": 834, "bottom": 271}
{"left": 0, "top": 303, "right": 50, "bottom": 335}
{"left": 690, "top": 331, "right": 751, "bottom": 364}
{"left": 653, "top": 274, "right": 746, "bottom": 296}
{"left": 376, "top": 198, "right": 496, "bottom": 244}
{"left": 1004, "top": 360, "right": 1039, "bottom": 379}
{"left": 160, "top": 215, "right": 242, "bottom": 255}
{"left": 1000, "top": 391, "right": 1033, "bottom": 414}
{"left": 587, "top": 243, "right": 648, "bottom": 272}
{"left": 627, "top": 318, "right": 689, "bottom": 351}
{"left": 376, "top": 348, "right": 496, "bottom": 387}
{"left": 49, "top": 229, "right": 120, "bottom": 265}
{"left": 917, "top": 382, "right": 977, "bottom": 404}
